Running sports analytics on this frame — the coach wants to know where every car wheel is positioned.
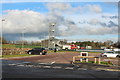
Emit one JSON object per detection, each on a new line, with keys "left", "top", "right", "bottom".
{"left": 103, "top": 55, "right": 107, "bottom": 58}
{"left": 116, "top": 55, "right": 120, "bottom": 58}
{"left": 28, "top": 52, "right": 31, "bottom": 55}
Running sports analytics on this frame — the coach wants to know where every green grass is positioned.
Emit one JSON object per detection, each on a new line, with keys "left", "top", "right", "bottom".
{"left": 2, "top": 54, "right": 37, "bottom": 58}
{"left": 57, "top": 50, "right": 79, "bottom": 53}
{"left": 2, "top": 44, "right": 41, "bottom": 48}
{"left": 56, "top": 50, "right": 100, "bottom": 53}
{"left": 75, "top": 60, "right": 112, "bottom": 65}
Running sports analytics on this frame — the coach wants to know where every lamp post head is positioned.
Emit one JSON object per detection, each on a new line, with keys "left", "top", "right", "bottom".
{"left": 51, "top": 23, "right": 56, "bottom": 26}
{"left": 2, "top": 19, "right": 5, "bottom": 21}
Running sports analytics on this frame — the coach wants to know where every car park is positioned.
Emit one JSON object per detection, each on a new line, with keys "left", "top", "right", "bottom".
{"left": 100, "top": 51, "right": 120, "bottom": 58}
{"left": 27, "top": 48, "right": 47, "bottom": 55}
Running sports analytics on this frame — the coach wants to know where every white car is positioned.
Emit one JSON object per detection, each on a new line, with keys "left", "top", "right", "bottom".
{"left": 100, "top": 51, "right": 120, "bottom": 58}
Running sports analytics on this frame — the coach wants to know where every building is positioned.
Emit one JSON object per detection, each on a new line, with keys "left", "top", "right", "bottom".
{"left": 41, "top": 38, "right": 67, "bottom": 49}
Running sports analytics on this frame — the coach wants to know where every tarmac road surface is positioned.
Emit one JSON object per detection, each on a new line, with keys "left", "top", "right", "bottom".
{"left": 1, "top": 60, "right": 120, "bottom": 79}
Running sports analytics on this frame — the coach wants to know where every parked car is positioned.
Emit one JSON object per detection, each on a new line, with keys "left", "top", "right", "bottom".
{"left": 27, "top": 48, "right": 47, "bottom": 55}
{"left": 100, "top": 51, "right": 120, "bottom": 58}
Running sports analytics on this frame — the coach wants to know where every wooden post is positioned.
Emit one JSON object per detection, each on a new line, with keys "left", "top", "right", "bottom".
{"left": 98, "top": 58, "right": 101, "bottom": 64}
{"left": 73, "top": 57, "right": 75, "bottom": 62}
{"left": 94, "top": 58, "right": 96, "bottom": 63}
{"left": 86, "top": 58, "right": 88, "bottom": 62}
{"left": 80, "top": 58, "right": 82, "bottom": 62}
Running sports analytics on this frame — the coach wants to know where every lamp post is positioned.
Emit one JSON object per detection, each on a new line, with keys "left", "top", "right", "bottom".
{"left": 21, "top": 27, "right": 25, "bottom": 54}
{"left": 1, "top": 19, "right": 5, "bottom": 56}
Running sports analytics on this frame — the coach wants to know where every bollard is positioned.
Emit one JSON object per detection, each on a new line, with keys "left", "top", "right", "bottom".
{"left": 98, "top": 58, "right": 101, "bottom": 64}
{"left": 94, "top": 58, "right": 96, "bottom": 63}
{"left": 108, "top": 61, "right": 111, "bottom": 64}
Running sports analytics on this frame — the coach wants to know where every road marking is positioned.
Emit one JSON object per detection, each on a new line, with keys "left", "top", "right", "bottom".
{"left": 25, "top": 65, "right": 34, "bottom": 67}
{"left": 65, "top": 67, "right": 74, "bottom": 70}
{"left": 38, "top": 63, "right": 50, "bottom": 65}
{"left": 52, "top": 66, "right": 62, "bottom": 69}
{"left": 42, "top": 66, "right": 51, "bottom": 68}
{"left": 51, "top": 61, "right": 55, "bottom": 64}
{"left": 17, "top": 65, "right": 24, "bottom": 67}
{"left": 22, "top": 62, "right": 31, "bottom": 64}
{"left": 78, "top": 68, "right": 87, "bottom": 70}
{"left": 8, "top": 64, "right": 17, "bottom": 66}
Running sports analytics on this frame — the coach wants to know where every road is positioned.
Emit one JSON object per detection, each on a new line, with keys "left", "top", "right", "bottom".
{"left": 4, "top": 52, "right": 119, "bottom": 65}
{"left": 1, "top": 52, "right": 120, "bottom": 79}
{"left": 2, "top": 60, "right": 119, "bottom": 78}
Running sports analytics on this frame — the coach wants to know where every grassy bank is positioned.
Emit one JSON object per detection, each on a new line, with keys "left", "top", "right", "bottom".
{"left": 56, "top": 50, "right": 100, "bottom": 53}
{"left": 2, "top": 44, "right": 41, "bottom": 48}
{"left": 1, "top": 54, "right": 37, "bottom": 58}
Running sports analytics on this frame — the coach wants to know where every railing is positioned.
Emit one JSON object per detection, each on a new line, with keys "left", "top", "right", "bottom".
{"left": 73, "top": 56, "right": 101, "bottom": 64}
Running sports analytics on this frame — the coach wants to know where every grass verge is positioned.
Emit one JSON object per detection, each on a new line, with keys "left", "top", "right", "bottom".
{"left": 75, "top": 61, "right": 112, "bottom": 65}
{"left": 56, "top": 50, "right": 100, "bottom": 53}
{"left": 2, "top": 44, "right": 41, "bottom": 48}
{"left": 2, "top": 54, "right": 36, "bottom": 58}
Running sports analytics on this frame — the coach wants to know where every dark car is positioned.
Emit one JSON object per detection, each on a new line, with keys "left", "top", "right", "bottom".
{"left": 27, "top": 48, "right": 47, "bottom": 55}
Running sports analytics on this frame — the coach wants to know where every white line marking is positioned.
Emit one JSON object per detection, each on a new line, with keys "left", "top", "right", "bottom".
{"left": 51, "top": 61, "right": 55, "bottom": 64}
{"left": 8, "top": 64, "right": 16, "bottom": 66}
{"left": 42, "top": 66, "right": 51, "bottom": 68}
{"left": 65, "top": 67, "right": 74, "bottom": 70}
{"left": 26, "top": 65, "right": 34, "bottom": 67}
{"left": 17, "top": 65, "right": 24, "bottom": 66}
{"left": 52, "top": 66, "right": 62, "bottom": 69}
{"left": 78, "top": 68, "right": 87, "bottom": 70}
{"left": 38, "top": 63, "right": 49, "bottom": 65}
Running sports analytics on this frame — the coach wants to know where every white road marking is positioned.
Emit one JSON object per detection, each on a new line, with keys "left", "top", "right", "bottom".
{"left": 38, "top": 63, "right": 49, "bottom": 65}
{"left": 51, "top": 61, "right": 55, "bottom": 64}
{"left": 26, "top": 65, "right": 34, "bottom": 67}
{"left": 42, "top": 66, "right": 51, "bottom": 68}
{"left": 52, "top": 66, "right": 62, "bottom": 69}
{"left": 17, "top": 65, "right": 24, "bottom": 67}
{"left": 8, "top": 64, "right": 17, "bottom": 66}
{"left": 65, "top": 67, "right": 74, "bottom": 70}
{"left": 22, "top": 62, "right": 31, "bottom": 64}
{"left": 78, "top": 68, "right": 87, "bottom": 70}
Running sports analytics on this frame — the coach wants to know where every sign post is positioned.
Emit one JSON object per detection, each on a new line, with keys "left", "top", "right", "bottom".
{"left": 80, "top": 52, "right": 88, "bottom": 62}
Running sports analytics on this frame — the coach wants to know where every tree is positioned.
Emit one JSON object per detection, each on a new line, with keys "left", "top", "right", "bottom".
{"left": 104, "top": 40, "right": 113, "bottom": 46}
{"left": 0, "top": 37, "right": 7, "bottom": 44}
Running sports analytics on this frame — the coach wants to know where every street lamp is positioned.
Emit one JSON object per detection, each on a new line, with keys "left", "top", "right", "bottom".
{"left": 21, "top": 27, "right": 25, "bottom": 54}
{"left": 1, "top": 19, "right": 5, "bottom": 56}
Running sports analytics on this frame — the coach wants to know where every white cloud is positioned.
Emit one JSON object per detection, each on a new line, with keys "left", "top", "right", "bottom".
{"left": 46, "top": 3, "right": 71, "bottom": 11}
{"left": 86, "top": 4, "right": 102, "bottom": 13}
{"left": 89, "top": 18, "right": 99, "bottom": 25}
{"left": 2, "top": 9, "right": 118, "bottom": 37}
{"left": 1, "top": 0, "right": 119, "bottom": 3}
{"left": 1, "top": 2, "right": 118, "bottom": 42}
{"left": 2, "top": 10, "right": 48, "bottom": 34}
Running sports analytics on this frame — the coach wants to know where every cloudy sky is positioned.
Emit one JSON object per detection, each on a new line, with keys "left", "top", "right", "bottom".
{"left": 1, "top": 0, "right": 119, "bottom": 42}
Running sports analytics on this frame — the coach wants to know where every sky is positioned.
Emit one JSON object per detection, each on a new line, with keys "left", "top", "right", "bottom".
{"left": 1, "top": 0, "right": 119, "bottom": 42}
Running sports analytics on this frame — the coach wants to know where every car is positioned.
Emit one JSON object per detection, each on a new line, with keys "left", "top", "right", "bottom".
{"left": 27, "top": 48, "right": 47, "bottom": 55}
{"left": 100, "top": 51, "right": 120, "bottom": 58}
